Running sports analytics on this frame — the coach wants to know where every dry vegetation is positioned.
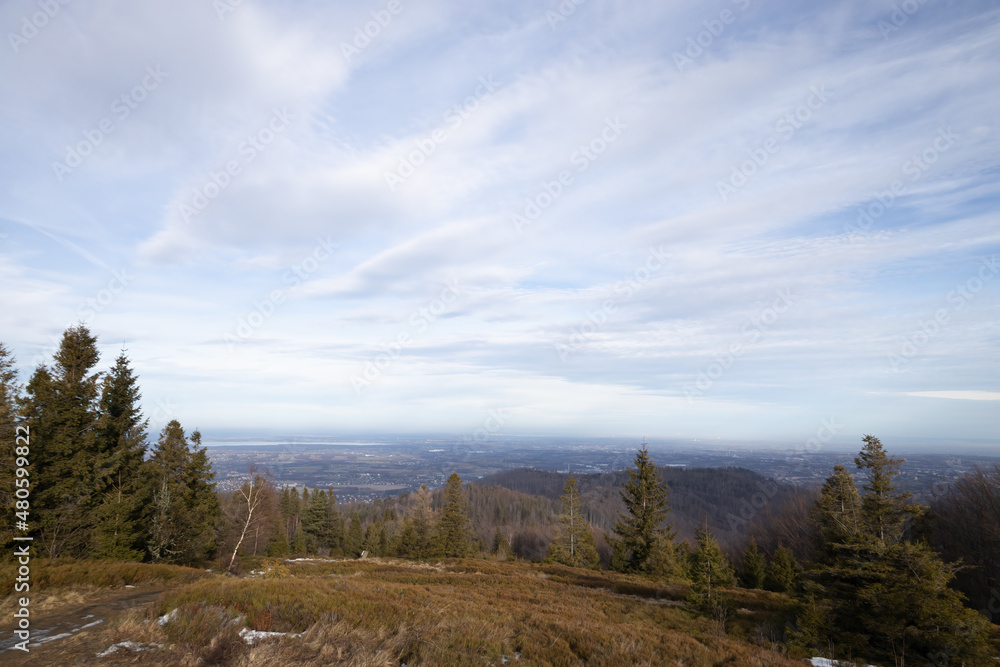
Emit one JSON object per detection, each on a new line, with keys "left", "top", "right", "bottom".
{"left": 3, "top": 556, "right": 811, "bottom": 666}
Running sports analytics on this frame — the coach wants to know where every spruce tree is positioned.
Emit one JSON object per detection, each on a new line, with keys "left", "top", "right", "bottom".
{"left": 397, "top": 519, "right": 418, "bottom": 558}
{"left": 346, "top": 511, "right": 363, "bottom": 557}
{"left": 145, "top": 421, "right": 219, "bottom": 563}
{"left": 302, "top": 488, "right": 328, "bottom": 551}
{"left": 855, "top": 434, "right": 919, "bottom": 545}
{"left": 93, "top": 351, "right": 149, "bottom": 560}
{"left": 764, "top": 545, "right": 800, "bottom": 593}
{"left": 492, "top": 526, "right": 512, "bottom": 559}
{"left": 738, "top": 536, "right": 766, "bottom": 589}
{"left": 809, "top": 464, "right": 862, "bottom": 552}
{"left": 186, "top": 430, "right": 220, "bottom": 559}
{"left": 323, "top": 487, "right": 344, "bottom": 555}
{"left": 545, "top": 476, "right": 599, "bottom": 569}
{"left": 686, "top": 519, "right": 734, "bottom": 617}
{"left": 266, "top": 529, "right": 289, "bottom": 557}
{"left": 411, "top": 484, "right": 435, "bottom": 558}
{"left": 806, "top": 436, "right": 991, "bottom": 663}
{"left": 437, "top": 472, "right": 472, "bottom": 557}
{"left": 291, "top": 525, "right": 307, "bottom": 554}
{"left": 612, "top": 443, "right": 675, "bottom": 572}
{"left": 23, "top": 325, "right": 103, "bottom": 558}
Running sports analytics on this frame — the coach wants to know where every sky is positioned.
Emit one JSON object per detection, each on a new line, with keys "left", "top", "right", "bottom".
{"left": 1, "top": 0, "right": 998, "bottom": 449}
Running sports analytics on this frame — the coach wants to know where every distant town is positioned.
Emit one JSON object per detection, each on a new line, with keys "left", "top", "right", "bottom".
{"left": 203, "top": 435, "right": 1000, "bottom": 503}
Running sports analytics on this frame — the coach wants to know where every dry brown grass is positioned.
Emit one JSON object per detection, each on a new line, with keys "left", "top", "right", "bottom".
{"left": 3, "top": 557, "right": 806, "bottom": 665}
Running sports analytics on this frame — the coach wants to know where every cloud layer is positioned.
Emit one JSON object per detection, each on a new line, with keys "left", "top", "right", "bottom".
{"left": 1, "top": 0, "right": 998, "bottom": 446}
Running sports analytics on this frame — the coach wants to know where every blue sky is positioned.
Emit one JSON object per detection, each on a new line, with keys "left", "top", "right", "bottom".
{"left": 1, "top": 0, "right": 998, "bottom": 448}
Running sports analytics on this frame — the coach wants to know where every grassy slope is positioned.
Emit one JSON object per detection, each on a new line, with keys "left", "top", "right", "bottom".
{"left": 2, "top": 557, "right": 807, "bottom": 666}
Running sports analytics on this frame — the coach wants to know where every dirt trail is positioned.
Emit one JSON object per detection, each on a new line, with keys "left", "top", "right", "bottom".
{"left": 0, "top": 587, "right": 165, "bottom": 663}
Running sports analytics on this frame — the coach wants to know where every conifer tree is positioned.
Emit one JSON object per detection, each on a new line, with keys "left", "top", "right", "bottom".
{"left": 738, "top": 536, "right": 766, "bottom": 589}
{"left": 686, "top": 520, "right": 734, "bottom": 619}
{"left": 437, "top": 472, "right": 473, "bottom": 557}
{"left": 410, "top": 484, "right": 436, "bottom": 558}
{"left": 145, "top": 421, "right": 219, "bottom": 563}
{"left": 323, "top": 487, "right": 344, "bottom": 555}
{"left": 302, "top": 488, "right": 327, "bottom": 551}
{"left": 855, "top": 434, "right": 919, "bottom": 545}
{"left": 291, "top": 525, "right": 307, "bottom": 554}
{"left": 492, "top": 526, "right": 512, "bottom": 559}
{"left": 186, "top": 430, "right": 220, "bottom": 559}
{"left": 396, "top": 519, "right": 418, "bottom": 558}
{"left": 93, "top": 351, "right": 149, "bottom": 560}
{"left": 809, "top": 464, "right": 862, "bottom": 553}
{"left": 612, "top": 443, "right": 675, "bottom": 572}
{"left": 545, "top": 476, "right": 599, "bottom": 569}
{"left": 805, "top": 436, "right": 991, "bottom": 663}
{"left": 23, "top": 325, "right": 102, "bottom": 558}
{"left": 346, "top": 511, "right": 363, "bottom": 557}
{"left": 764, "top": 545, "right": 800, "bottom": 593}
{"left": 266, "top": 529, "right": 289, "bottom": 557}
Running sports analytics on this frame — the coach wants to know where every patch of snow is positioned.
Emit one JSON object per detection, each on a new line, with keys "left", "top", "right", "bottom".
{"left": 807, "top": 659, "right": 876, "bottom": 667}
{"left": 76, "top": 620, "right": 104, "bottom": 631}
{"left": 239, "top": 628, "right": 302, "bottom": 645}
{"left": 36, "top": 632, "right": 73, "bottom": 644}
{"left": 157, "top": 609, "right": 177, "bottom": 626}
{"left": 125, "top": 584, "right": 135, "bottom": 588}
{"left": 97, "top": 641, "right": 162, "bottom": 657}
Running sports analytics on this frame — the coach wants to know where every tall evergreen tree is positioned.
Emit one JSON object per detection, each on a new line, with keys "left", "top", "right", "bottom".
{"left": 437, "top": 472, "right": 473, "bottom": 557}
{"left": 23, "top": 325, "right": 102, "bottom": 558}
{"left": 145, "top": 421, "right": 219, "bottom": 563}
{"left": 323, "top": 486, "right": 344, "bottom": 555}
{"left": 686, "top": 519, "right": 734, "bottom": 616}
{"left": 492, "top": 526, "right": 512, "bottom": 560}
{"left": 809, "top": 463, "right": 862, "bottom": 552}
{"left": 410, "top": 484, "right": 436, "bottom": 558}
{"left": 302, "top": 488, "right": 328, "bottom": 551}
{"left": 738, "top": 536, "right": 766, "bottom": 589}
{"left": 764, "top": 545, "right": 800, "bottom": 593}
{"left": 545, "top": 476, "right": 599, "bottom": 569}
{"left": 346, "top": 511, "right": 363, "bottom": 557}
{"left": 92, "top": 351, "right": 149, "bottom": 560}
{"left": 855, "top": 434, "right": 919, "bottom": 545}
{"left": 804, "top": 436, "right": 991, "bottom": 663}
{"left": 612, "top": 443, "right": 675, "bottom": 572}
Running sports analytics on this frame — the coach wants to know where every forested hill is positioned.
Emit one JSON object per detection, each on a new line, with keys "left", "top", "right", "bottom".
{"left": 472, "top": 466, "right": 811, "bottom": 549}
